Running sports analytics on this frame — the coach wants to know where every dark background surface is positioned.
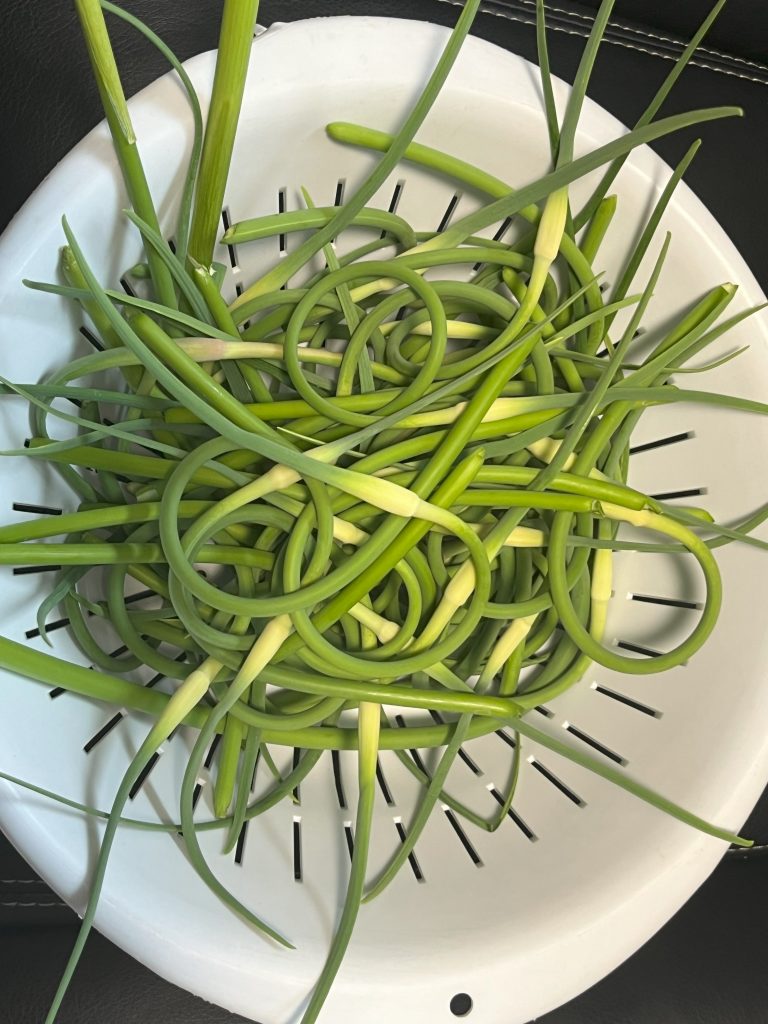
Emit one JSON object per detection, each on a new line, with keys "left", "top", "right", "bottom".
{"left": 1, "top": 1, "right": 767, "bottom": 1022}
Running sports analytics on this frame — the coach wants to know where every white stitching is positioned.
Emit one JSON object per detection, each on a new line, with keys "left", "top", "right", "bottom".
{"left": 0, "top": 900, "right": 67, "bottom": 907}
{"left": 699, "top": 47, "right": 768, "bottom": 73}
{"left": 433, "top": 0, "right": 768, "bottom": 87}
{"left": 516, "top": 0, "right": 768, "bottom": 72}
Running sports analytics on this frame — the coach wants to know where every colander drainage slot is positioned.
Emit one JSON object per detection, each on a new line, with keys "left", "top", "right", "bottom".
{"left": 443, "top": 808, "right": 483, "bottom": 866}
{"left": 26, "top": 616, "right": 68, "bottom": 640}
{"left": 332, "top": 750, "right": 347, "bottom": 808}
{"left": 277, "top": 189, "right": 287, "bottom": 254}
{"left": 428, "top": 710, "right": 482, "bottom": 775}
{"left": 12, "top": 502, "right": 62, "bottom": 516}
{"left": 495, "top": 728, "right": 517, "bottom": 750}
{"left": 220, "top": 207, "right": 239, "bottom": 268}
{"left": 488, "top": 786, "right": 536, "bottom": 841}
{"left": 234, "top": 821, "right": 249, "bottom": 865}
{"left": 437, "top": 193, "right": 462, "bottom": 233}
{"left": 592, "top": 683, "right": 661, "bottom": 718}
{"left": 83, "top": 712, "right": 123, "bottom": 753}
{"left": 393, "top": 819, "right": 424, "bottom": 881}
{"left": 629, "top": 592, "right": 701, "bottom": 611}
{"left": 630, "top": 430, "right": 693, "bottom": 455}
{"left": 493, "top": 216, "right": 513, "bottom": 242}
{"left": 395, "top": 714, "right": 429, "bottom": 777}
{"left": 616, "top": 639, "right": 665, "bottom": 659}
{"left": 293, "top": 817, "right": 302, "bottom": 881}
{"left": 119, "top": 276, "right": 136, "bottom": 298}
{"left": 382, "top": 180, "right": 406, "bottom": 237}
{"left": 456, "top": 746, "right": 483, "bottom": 777}
{"left": 650, "top": 486, "right": 707, "bottom": 501}
{"left": 83, "top": 662, "right": 174, "bottom": 750}
{"left": 529, "top": 757, "right": 585, "bottom": 807}
{"left": 475, "top": 217, "right": 513, "bottom": 269}
{"left": 564, "top": 723, "right": 626, "bottom": 765}
{"left": 128, "top": 750, "right": 161, "bottom": 800}
{"left": 192, "top": 734, "right": 222, "bottom": 810}
{"left": 343, "top": 822, "right": 354, "bottom": 860}
{"left": 13, "top": 565, "right": 60, "bottom": 576}
{"left": 375, "top": 757, "right": 395, "bottom": 806}
{"left": 79, "top": 325, "right": 103, "bottom": 352}
{"left": 124, "top": 589, "right": 158, "bottom": 607}
{"left": 235, "top": 753, "right": 261, "bottom": 865}
{"left": 292, "top": 748, "right": 302, "bottom": 803}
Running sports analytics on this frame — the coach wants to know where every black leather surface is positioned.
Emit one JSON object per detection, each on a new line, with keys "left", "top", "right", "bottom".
{"left": 1, "top": 1, "right": 767, "bottom": 1022}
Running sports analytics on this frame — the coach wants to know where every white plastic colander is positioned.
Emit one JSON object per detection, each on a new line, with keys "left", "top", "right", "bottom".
{"left": 1, "top": 16, "right": 767, "bottom": 1024}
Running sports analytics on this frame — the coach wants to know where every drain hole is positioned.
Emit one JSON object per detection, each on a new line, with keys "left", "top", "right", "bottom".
{"left": 630, "top": 431, "right": 694, "bottom": 454}
{"left": 192, "top": 734, "right": 222, "bottom": 809}
{"left": 450, "top": 993, "right": 473, "bottom": 1017}
{"left": 234, "top": 821, "right": 249, "bottom": 865}
{"left": 128, "top": 751, "right": 161, "bottom": 800}
{"left": 443, "top": 808, "right": 483, "bottom": 865}
{"left": 387, "top": 179, "right": 405, "bottom": 215}
{"left": 332, "top": 749, "right": 347, "bottom": 809}
{"left": 13, "top": 564, "right": 61, "bottom": 576}
{"left": 495, "top": 728, "right": 517, "bottom": 750}
{"left": 593, "top": 683, "right": 661, "bottom": 718}
{"left": 429, "top": 711, "right": 482, "bottom": 775}
{"left": 344, "top": 822, "right": 354, "bottom": 861}
{"left": 437, "top": 193, "right": 461, "bottom": 233}
{"left": 530, "top": 758, "right": 585, "bottom": 806}
{"left": 292, "top": 748, "right": 302, "bottom": 803}
{"left": 534, "top": 705, "right": 554, "bottom": 718}
{"left": 395, "top": 715, "right": 429, "bottom": 776}
{"left": 475, "top": 218, "right": 514, "bottom": 270}
{"left": 382, "top": 179, "right": 406, "bottom": 237}
{"left": 394, "top": 819, "right": 424, "bottom": 881}
{"left": 565, "top": 723, "right": 626, "bottom": 765}
{"left": 119, "top": 276, "right": 137, "bottom": 298}
{"left": 488, "top": 786, "right": 536, "bottom": 840}
{"left": 12, "top": 502, "right": 62, "bottom": 516}
{"left": 293, "top": 817, "right": 303, "bottom": 881}
{"left": 79, "top": 325, "right": 104, "bottom": 352}
{"left": 333, "top": 179, "right": 345, "bottom": 207}
{"left": 124, "top": 589, "right": 157, "bottom": 606}
{"left": 650, "top": 486, "right": 707, "bottom": 501}
{"left": 493, "top": 216, "right": 513, "bottom": 242}
{"left": 83, "top": 712, "right": 123, "bottom": 753}
{"left": 375, "top": 756, "right": 395, "bottom": 806}
{"left": 457, "top": 746, "right": 483, "bottom": 777}
{"left": 277, "top": 189, "right": 287, "bottom": 254}
{"left": 616, "top": 639, "right": 664, "bottom": 658}
{"left": 629, "top": 592, "right": 701, "bottom": 611}
{"left": 220, "top": 207, "right": 239, "bottom": 268}
{"left": 26, "top": 616, "right": 68, "bottom": 640}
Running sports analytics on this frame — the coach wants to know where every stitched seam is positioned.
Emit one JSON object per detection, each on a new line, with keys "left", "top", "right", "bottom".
{"left": 0, "top": 878, "right": 42, "bottom": 884}
{"left": 516, "top": 0, "right": 768, "bottom": 70}
{"left": 0, "top": 900, "right": 67, "bottom": 907}
{"left": 433, "top": 0, "right": 768, "bottom": 87}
